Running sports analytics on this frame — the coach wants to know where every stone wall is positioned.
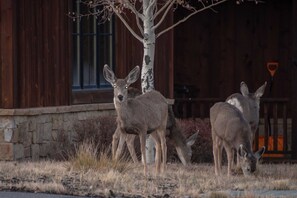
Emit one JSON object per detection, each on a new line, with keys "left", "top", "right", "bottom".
{"left": 0, "top": 103, "right": 116, "bottom": 161}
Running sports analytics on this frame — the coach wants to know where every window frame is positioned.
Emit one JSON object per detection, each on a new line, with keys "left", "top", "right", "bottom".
{"left": 71, "top": 0, "right": 115, "bottom": 104}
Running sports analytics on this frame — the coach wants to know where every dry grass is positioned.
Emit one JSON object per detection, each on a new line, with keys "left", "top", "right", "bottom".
{"left": 0, "top": 158, "right": 297, "bottom": 197}
{"left": 67, "top": 141, "right": 133, "bottom": 174}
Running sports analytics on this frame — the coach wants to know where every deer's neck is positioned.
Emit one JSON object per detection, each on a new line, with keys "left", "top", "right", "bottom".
{"left": 236, "top": 139, "right": 253, "bottom": 153}
{"left": 114, "top": 99, "right": 134, "bottom": 121}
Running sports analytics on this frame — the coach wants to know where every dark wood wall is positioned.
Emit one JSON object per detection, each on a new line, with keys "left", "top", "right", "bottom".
{"left": 0, "top": 0, "right": 71, "bottom": 108}
{"left": 0, "top": 0, "right": 17, "bottom": 108}
{"left": 174, "top": 0, "right": 292, "bottom": 99}
{"left": 16, "top": 0, "right": 71, "bottom": 108}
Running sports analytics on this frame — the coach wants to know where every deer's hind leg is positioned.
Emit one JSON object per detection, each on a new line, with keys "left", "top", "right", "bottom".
{"left": 139, "top": 132, "right": 147, "bottom": 176}
{"left": 223, "top": 142, "right": 233, "bottom": 177}
{"left": 150, "top": 132, "right": 161, "bottom": 175}
{"left": 212, "top": 133, "right": 222, "bottom": 176}
{"left": 157, "top": 126, "right": 167, "bottom": 173}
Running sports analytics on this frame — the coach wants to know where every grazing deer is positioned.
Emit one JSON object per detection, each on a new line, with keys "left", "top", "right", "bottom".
{"left": 103, "top": 65, "right": 168, "bottom": 175}
{"left": 112, "top": 99, "right": 198, "bottom": 165}
{"left": 226, "top": 82, "right": 266, "bottom": 169}
{"left": 210, "top": 102, "right": 265, "bottom": 176}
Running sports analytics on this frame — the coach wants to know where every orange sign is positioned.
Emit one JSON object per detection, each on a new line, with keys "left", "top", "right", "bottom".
{"left": 267, "top": 62, "right": 279, "bottom": 77}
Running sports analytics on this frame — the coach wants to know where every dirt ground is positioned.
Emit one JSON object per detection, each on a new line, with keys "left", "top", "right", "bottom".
{"left": 0, "top": 161, "right": 297, "bottom": 197}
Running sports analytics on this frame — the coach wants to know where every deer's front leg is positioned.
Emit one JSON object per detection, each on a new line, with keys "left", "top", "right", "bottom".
{"left": 115, "top": 130, "right": 127, "bottom": 161}
{"left": 112, "top": 126, "right": 121, "bottom": 160}
{"left": 126, "top": 134, "right": 138, "bottom": 163}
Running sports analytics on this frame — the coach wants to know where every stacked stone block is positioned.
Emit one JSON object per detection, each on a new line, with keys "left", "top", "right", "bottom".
{"left": 0, "top": 103, "right": 115, "bottom": 161}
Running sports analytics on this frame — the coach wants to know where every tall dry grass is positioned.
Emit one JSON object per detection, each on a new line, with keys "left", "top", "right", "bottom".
{"left": 1, "top": 116, "right": 296, "bottom": 197}
{"left": 0, "top": 160, "right": 296, "bottom": 197}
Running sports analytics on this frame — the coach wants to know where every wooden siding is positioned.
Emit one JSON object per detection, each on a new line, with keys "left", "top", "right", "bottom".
{"left": 174, "top": 0, "right": 292, "bottom": 100}
{"left": 16, "top": 0, "right": 71, "bottom": 108}
{"left": 0, "top": 0, "right": 17, "bottom": 108}
{"left": 15, "top": 0, "right": 71, "bottom": 108}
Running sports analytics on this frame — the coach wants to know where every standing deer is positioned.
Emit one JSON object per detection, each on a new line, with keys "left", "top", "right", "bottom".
{"left": 112, "top": 98, "right": 198, "bottom": 165}
{"left": 210, "top": 102, "right": 265, "bottom": 176}
{"left": 226, "top": 82, "right": 266, "bottom": 168}
{"left": 226, "top": 81, "right": 267, "bottom": 141}
{"left": 111, "top": 87, "right": 142, "bottom": 164}
{"left": 103, "top": 65, "right": 168, "bottom": 175}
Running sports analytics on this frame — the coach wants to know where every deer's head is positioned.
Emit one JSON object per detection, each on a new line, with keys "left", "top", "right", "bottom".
{"left": 103, "top": 65, "right": 140, "bottom": 103}
{"left": 238, "top": 145, "right": 265, "bottom": 176}
{"left": 176, "top": 132, "right": 198, "bottom": 165}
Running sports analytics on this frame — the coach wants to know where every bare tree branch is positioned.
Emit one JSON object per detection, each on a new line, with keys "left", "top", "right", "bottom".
{"left": 146, "top": 0, "right": 157, "bottom": 14}
{"left": 152, "top": 0, "right": 175, "bottom": 30}
{"left": 153, "top": 0, "right": 175, "bottom": 19}
{"left": 124, "top": 1, "right": 145, "bottom": 36}
{"left": 110, "top": 4, "right": 143, "bottom": 42}
{"left": 156, "top": 0, "right": 229, "bottom": 39}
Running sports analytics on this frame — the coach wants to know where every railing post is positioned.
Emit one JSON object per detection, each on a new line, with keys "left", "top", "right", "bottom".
{"left": 273, "top": 103, "right": 278, "bottom": 152}
{"left": 292, "top": 0, "right": 297, "bottom": 160}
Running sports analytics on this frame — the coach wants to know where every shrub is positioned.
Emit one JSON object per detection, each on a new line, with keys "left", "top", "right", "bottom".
{"left": 60, "top": 115, "right": 213, "bottom": 164}
{"left": 73, "top": 116, "right": 117, "bottom": 155}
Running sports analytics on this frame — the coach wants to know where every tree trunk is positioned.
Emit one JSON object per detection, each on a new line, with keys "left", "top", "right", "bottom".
{"left": 142, "top": 0, "right": 156, "bottom": 164}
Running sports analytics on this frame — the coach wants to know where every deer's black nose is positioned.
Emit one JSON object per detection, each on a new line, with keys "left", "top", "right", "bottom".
{"left": 118, "top": 95, "right": 124, "bottom": 101}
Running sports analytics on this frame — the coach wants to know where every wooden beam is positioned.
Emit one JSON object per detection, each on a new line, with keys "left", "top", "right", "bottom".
{"left": 291, "top": 1, "right": 297, "bottom": 160}
{"left": 0, "top": 0, "right": 17, "bottom": 108}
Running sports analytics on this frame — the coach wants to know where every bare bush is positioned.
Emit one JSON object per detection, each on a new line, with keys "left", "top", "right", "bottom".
{"left": 73, "top": 116, "right": 117, "bottom": 154}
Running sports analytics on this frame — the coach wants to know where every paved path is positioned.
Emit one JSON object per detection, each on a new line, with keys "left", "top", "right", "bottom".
{"left": 0, "top": 192, "right": 89, "bottom": 198}
{"left": 229, "top": 190, "right": 297, "bottom": 197}
{"left": 2, "top": 190, "right": 297, "bottom": 197}
{"left": 204, "top": 190, "right": 297, "bottom": 197}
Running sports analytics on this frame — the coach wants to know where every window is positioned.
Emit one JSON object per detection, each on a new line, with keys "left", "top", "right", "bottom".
{"left": 72, "top": 0, "right": 114, "bottom": 90}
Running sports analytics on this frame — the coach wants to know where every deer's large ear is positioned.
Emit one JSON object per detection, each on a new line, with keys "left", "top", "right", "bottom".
{"left": 255, "top": 82, "right": 267, "bottom": 98}
{"left": 240, "top": 82, "right": 249, "bottom": 97}
{"left": 103, "top": 64, "right": 116, "bottom": 84}
{"left": 255, "top": 146, "right": 265, "bottom": 160}
{"left": 238, "top": 144, "right": 248, "bottom": 158}
{"left": 186, "top": 132, "right": 198, "bottom": 147}
{"left": 126, "top": 66, "right": 140, "bottom": 85}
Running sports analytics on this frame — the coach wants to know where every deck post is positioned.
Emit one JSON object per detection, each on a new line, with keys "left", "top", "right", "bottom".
{"left": 292, "top": 1, "right": 297, "bottom": 160}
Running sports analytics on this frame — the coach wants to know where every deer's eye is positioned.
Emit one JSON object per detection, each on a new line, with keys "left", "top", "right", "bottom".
{"left": 125, "top": 85, "right": 128, "bottom": 89}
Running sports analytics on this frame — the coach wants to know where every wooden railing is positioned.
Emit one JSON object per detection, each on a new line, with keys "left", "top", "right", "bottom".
{"left": 173, "top": 98, "right": 291, "bottom": 158}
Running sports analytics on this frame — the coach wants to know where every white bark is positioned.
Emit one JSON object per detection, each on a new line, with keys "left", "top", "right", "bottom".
{"left": 142, "top": 0, "right": 156, "bottom": 163}
{"left": 141, "top": 0, "right": 156, "bottom": 93}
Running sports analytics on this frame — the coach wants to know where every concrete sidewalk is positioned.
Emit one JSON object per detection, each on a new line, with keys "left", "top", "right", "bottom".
{"left": 205, "top": 190, "right": 297, "bottom": 197}
{"left": 0, "top": 192, "right": 90, "bottom": 198}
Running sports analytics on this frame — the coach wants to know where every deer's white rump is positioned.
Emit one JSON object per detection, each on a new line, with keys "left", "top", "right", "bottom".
{"left": 210, "top": 102, "right": 265, "bottom": 176}
{"left": 103, "top": 65, "right": 168, "bottom": 175}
